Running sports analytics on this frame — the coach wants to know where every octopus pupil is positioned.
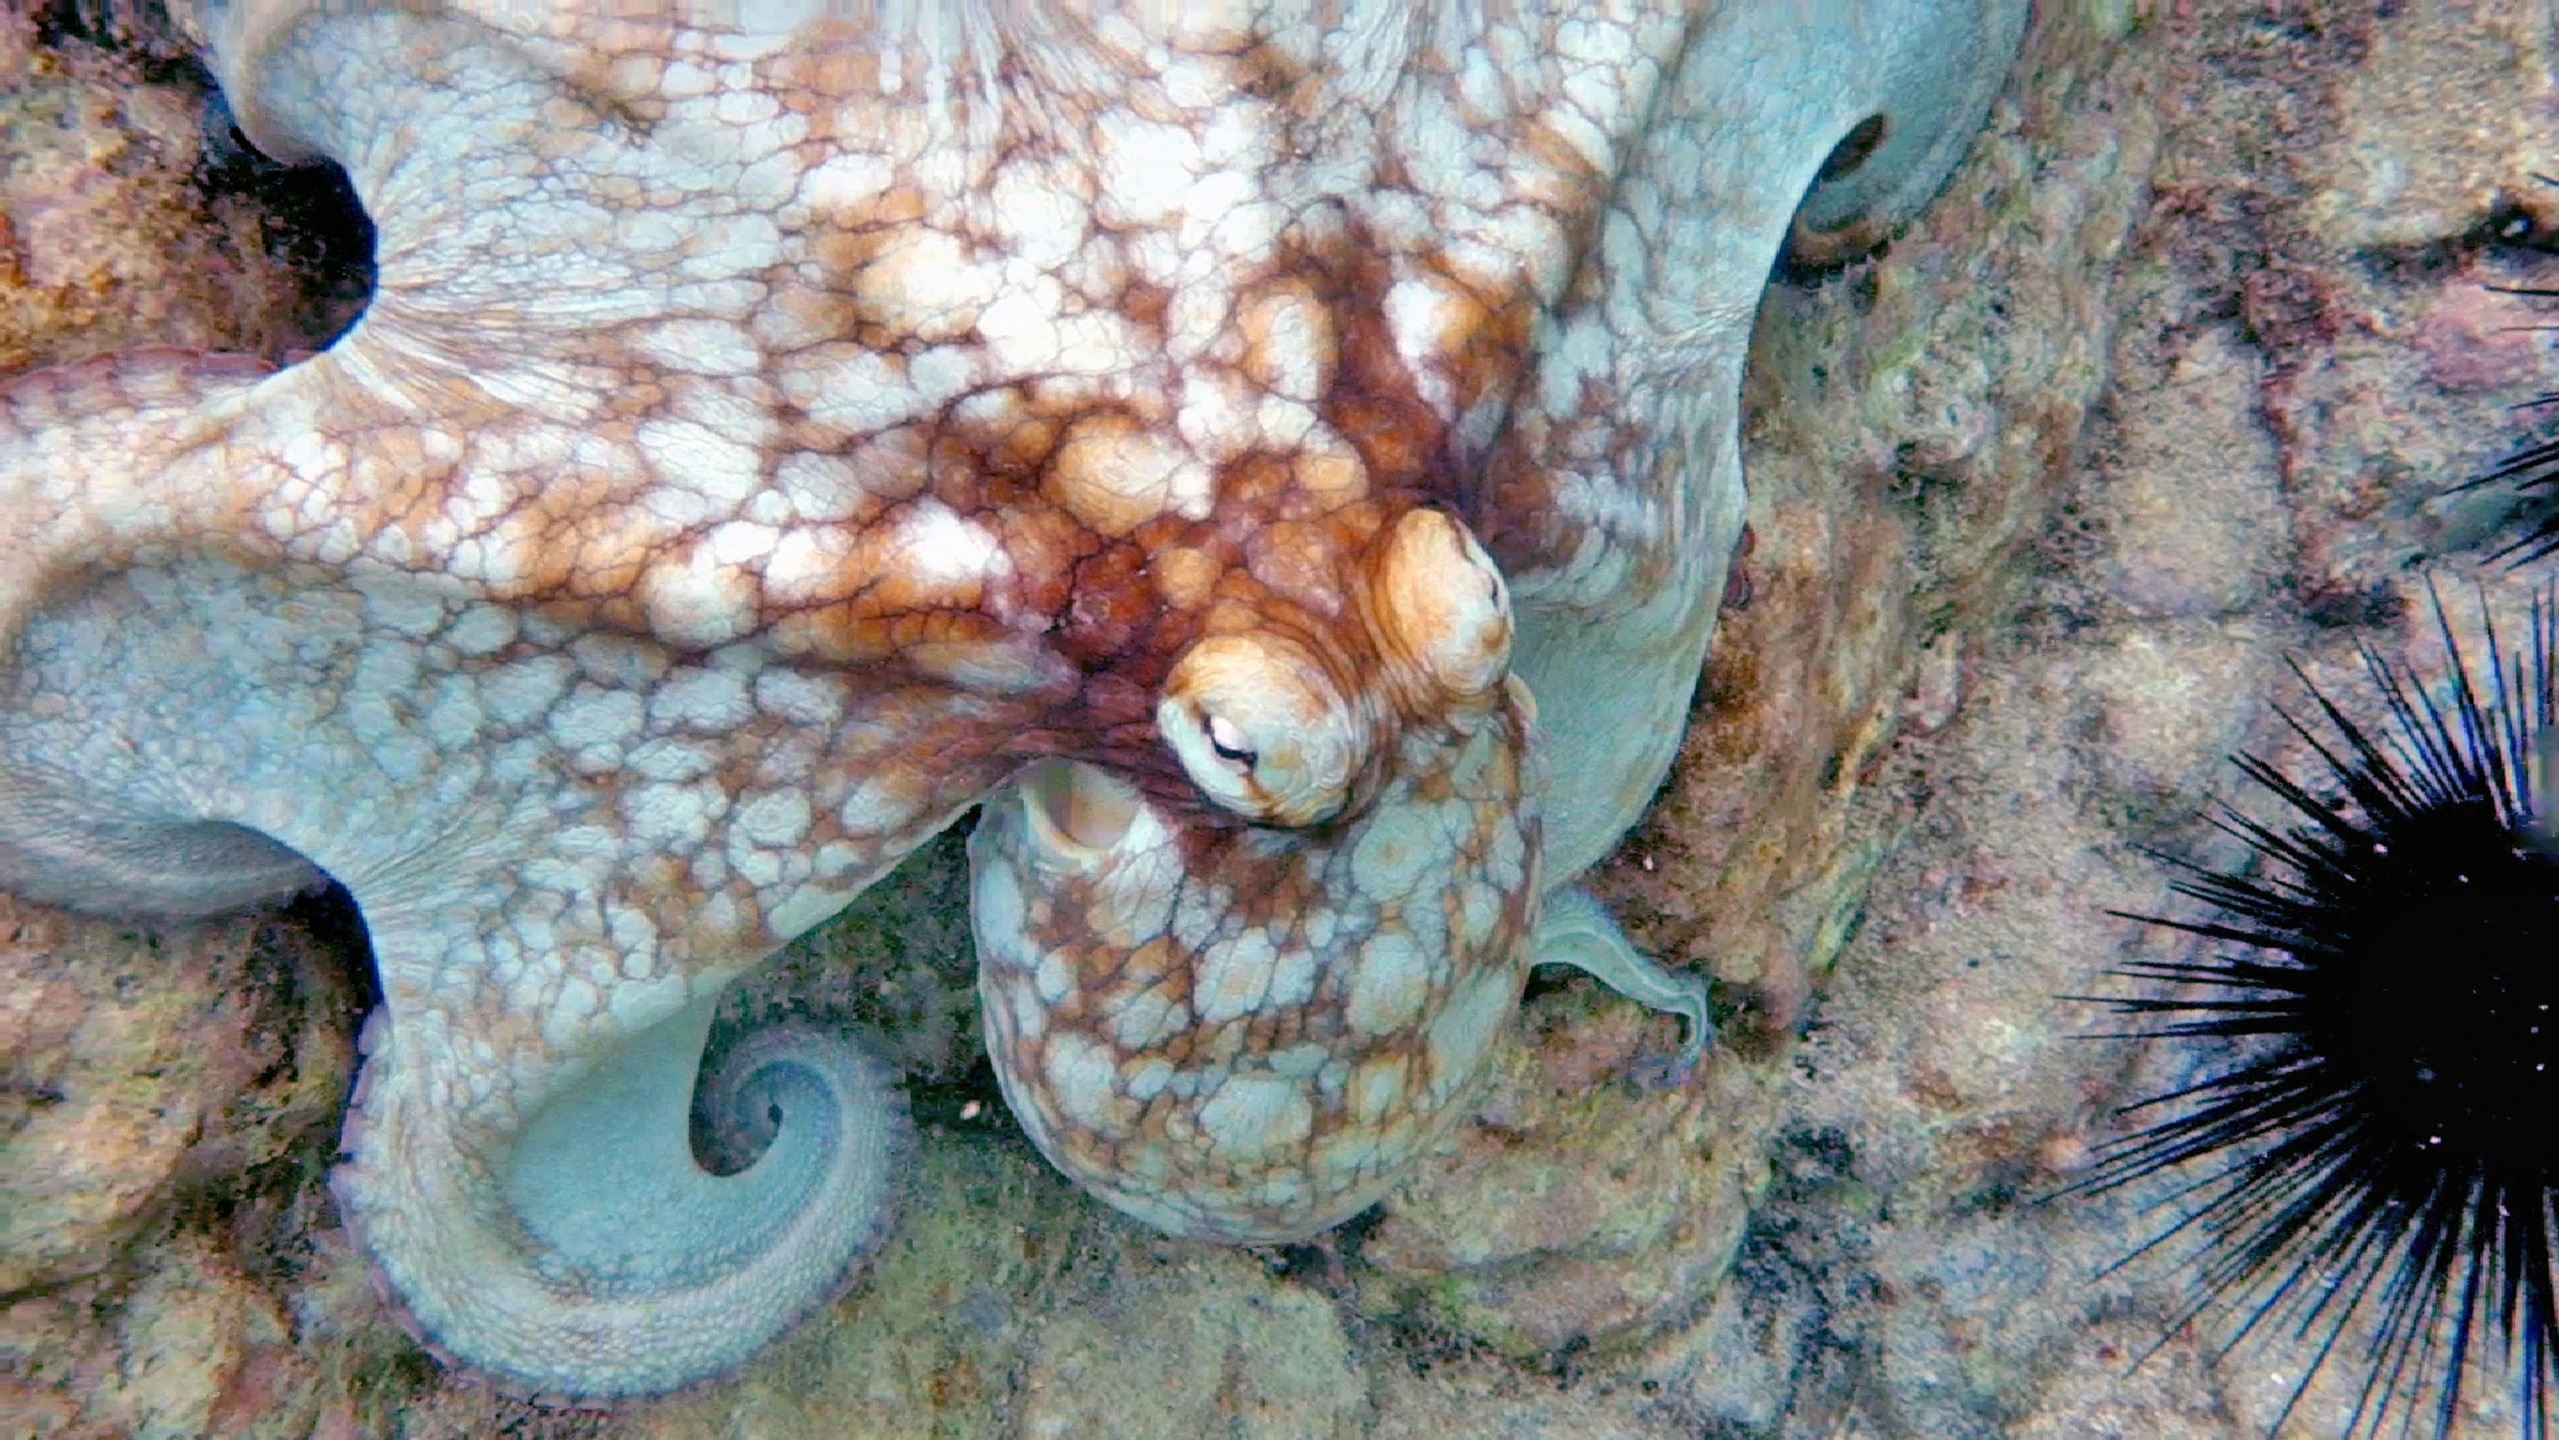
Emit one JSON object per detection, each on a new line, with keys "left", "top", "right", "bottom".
{"left": 1204, "top": 714, "right": 1256, "bottom": 767}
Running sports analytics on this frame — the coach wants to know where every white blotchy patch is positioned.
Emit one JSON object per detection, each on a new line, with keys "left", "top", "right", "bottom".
{"left": 857, "top": 228, "right": 995, "bottom": 341}
{"left": 1253, "top": 1170, "right": 1305, "bottom": 1211}
{"left": 640, "top": 548, "right": 756, "bottom": 648}
{"left": 731, "top": 789, "right": 811, "bottom": 848}
{"left": 638, "top": 318, "right": 763, "bottom": 376}
{"left": 1111, "top": 987, "right": 1177, "bottom": 1053}
{"left": 837, "top": 775, "right": 918, "bottom": 839}
{"left": 355, "top": 574, "right": 450, "bottom": 636}
{"left": 973, "top": 852, "right": 1027, "bottom": 961}
{"left": 604, "top": 900, "right": 658, "bottom": 961}
{"left": 547, "top": 685, "right": 645, "bottom": 751}
{"left": 784, "top": 346, "right": 929, "bottom": 434}
{"left": 1265, "top": 1042, "right": 1331, "bottom": 1078}
{"left": 636, "top": 416, "right": 765, "bottom": 509}
{"left": 649, "top": 666, "right": 754, "bottom": 731}
{"left": 347, "top": 641, "right": 423, "bottom": 719}
{"left": 444, "top": 530, "right": 525, "bottom": 589}
{"left": 1459, "top": 879, "right": 1504, "bottom": 948}
{"left": 904, "top": 636, "right": 1067, "bottom": 696}
{"left": 730, "top": 843, "right": 784, "bottom": 889}
{"left": 442, "top": 603, "right": 518, "bottom": 656}
{"left": 622, "top": 780, "right": 717, "bottom": 851}
{"left": 421, "top": 678, "right": 486, "bottom": 750}
{"left": 1257, "top": 296, "right": 1327, "bottom": 404}
{"left": 712, "top": 86, "right": 782, "bottom": 127}
{"left": 1121, "top": 1056, "right": 1175, "bottom": 1103}
{"left": 1381, "top": 277, "right": 1463, "bottom": 418}
{"left": 1094, "top": 110, "right": 1204, "bottom": 228}
{"left": 761, "top": 526, "right": 847, "bottom": 605}
{"left": 481, "top": 655, "right": 576, "bottom": 729}
{"left": 1034, "top": 949, "right": 1074, "bottom": 1006}
{"left": 569, "top": 633, "right": 663, "bottom": 689}
{"left": 1202, "top": 196, "right": 1284, "bottom": 269}
{"left": 678, "top": 213, "right": 785, "bottom": 283}
{"left": 625, "top": 738, "right": 715, "bottom": 781}
{"left": 969, "top": 288, "right": 1064, "bottom": 375}
{"left": 754, "top": 668, "right": 846, "bottom": 727}
{"left": 984, "top": 163, "right": 1091, "bottom": 270}
{"left": 602, "top": 970, "right": 687, "bottom": 1032}
{"left": 1263, "top": 939, "right": 1315, "bottom": 1014}
{"left": 1348, "top": 1055, "right": 1408, "bottom": 1126}
{"left": 706, "top": 519, "right": 779, "bottom": 567}
{"left": 1195, "top": 1075, "right": 1312, "bottom": 1164}
{"left": 1173, "top": 368, "right": 1262, "bottom": 465}
{"left": 1194, "top": 927, "right": 1279, "bottom": 1024}
{"left": 1042, "top": 1032, "right": 1122, "bottom": 1131}
{"left": 800, "top": 150, "right": 894, "bottom": 210}
{"left": 1344, "top": 928, "right": 1428, "bottom": 1037}
{"left": 1349, "top": 803, "right": 1440, "bottom": 903}
{"left": 890, "top": 499, "right": 1005, "bottom": 589}
{"left": 908, "top": 347, "right": 980, "bottom": 405}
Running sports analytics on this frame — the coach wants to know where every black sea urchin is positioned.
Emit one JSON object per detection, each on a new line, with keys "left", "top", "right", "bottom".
{"left": 2073, "top": 586, "right": 2558, "bottom": 1439}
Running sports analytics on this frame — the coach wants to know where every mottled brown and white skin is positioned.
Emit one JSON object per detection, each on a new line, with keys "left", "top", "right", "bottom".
{"left": 0, "top": 0, "right": 2023, "bottom": 1402}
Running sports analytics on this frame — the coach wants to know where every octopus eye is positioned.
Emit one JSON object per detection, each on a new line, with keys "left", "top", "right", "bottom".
{"left": 1203, "top": 713, "right": 1257, "bottom": 767}
{"left": 1160, "top": 633, "right": 1362, "bottom": 827}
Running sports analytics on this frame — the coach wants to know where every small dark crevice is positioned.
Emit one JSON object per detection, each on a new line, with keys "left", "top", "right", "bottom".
{"left": 1818, "top": 115, "right": 1890, "bottom": 183}
{"left": 192, "top": 114, "right": 378, "bottom": 352}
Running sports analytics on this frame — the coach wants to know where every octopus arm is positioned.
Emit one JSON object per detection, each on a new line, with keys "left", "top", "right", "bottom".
{"left": 339, "top": 993, "right": 910, "bottom": 1399}
{"left": 1498, "top": 0, "right": 2032, "bottom": 885}
{"left": 0, "top": 433, "right": 916, "bottom": 1397}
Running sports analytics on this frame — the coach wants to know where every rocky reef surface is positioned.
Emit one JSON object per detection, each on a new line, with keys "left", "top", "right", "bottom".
{"left": 4, "top": 2, "right": 2554, "bottom": 1436}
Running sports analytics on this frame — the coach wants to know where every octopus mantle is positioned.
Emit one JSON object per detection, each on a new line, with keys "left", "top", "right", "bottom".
{"left": 0, "top": 0, "right": 2024, "bottom": 1401}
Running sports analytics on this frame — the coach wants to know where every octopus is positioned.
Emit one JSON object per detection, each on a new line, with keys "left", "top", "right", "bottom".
{"left": 0, "top": 0, "right": 2026, "bottom": 1402}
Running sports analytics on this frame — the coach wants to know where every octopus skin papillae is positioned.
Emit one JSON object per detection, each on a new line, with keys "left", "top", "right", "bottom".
{"left": 0, "top": 0, "right": 2028, "bottom": 1401}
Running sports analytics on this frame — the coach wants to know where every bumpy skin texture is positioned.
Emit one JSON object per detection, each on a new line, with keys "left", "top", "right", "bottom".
{"left": 0, "top": 0, "right": 2024, "bottom": 1402}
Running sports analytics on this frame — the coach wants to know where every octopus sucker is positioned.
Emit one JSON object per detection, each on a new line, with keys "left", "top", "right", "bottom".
{"left": 0, "top": 0, "right": 2025, "bottom": 1400}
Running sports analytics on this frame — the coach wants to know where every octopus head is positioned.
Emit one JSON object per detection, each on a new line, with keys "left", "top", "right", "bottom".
{"left": 1156, "top": 507, "right": 1513, "bottom": 828}
{"left": 973, "top": 507, "right": 1536, "bottom": 1239}
{"left": 974, "top": 670, "right": 1542, "bottom": 1241}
